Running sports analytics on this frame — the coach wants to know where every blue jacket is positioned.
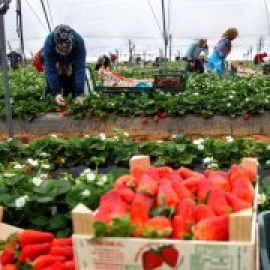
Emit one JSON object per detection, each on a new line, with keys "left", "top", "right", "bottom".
{"left": 43, "top": 30, "right": 86, "bottom": 96}
{"left": 185, "top": 42, "right": 208, "bottom": 61}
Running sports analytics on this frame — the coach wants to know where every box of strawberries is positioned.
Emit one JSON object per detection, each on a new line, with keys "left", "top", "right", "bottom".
{"left": 72, "top": 156, "right": 258, "bottom": 270}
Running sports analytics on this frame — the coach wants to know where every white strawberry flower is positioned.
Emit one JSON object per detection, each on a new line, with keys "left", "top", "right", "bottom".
{"left": 3, "top": 173, "right": 15, "bottom": 178}
{"left": 197, "top": 144, "right": 204, "bottom": 150}
{"left": 27, "top": 158, "right": 39, "bottom": 167}
{"left": 123, "top": 132, "right": 129, "bottom": 138}
{"left": 193, "top": 138, "right": 205, "bottom": 145}
{"left": 203, "top": 157, "right": 214, "bottom": 164}
{"left": 81, "top": 189, "right": 91, "bottom": 197}
{"left": 86, "top": 172, "right": 96, "bottom": 182}
{"left": 39, "top": 152, "right": 50, "bottom": 157}
{"left": 15, "top": 195, "right": 29, "bottom": 208}
{"left": 227, "top": 103, "right": 231, "bottom": 107}
{"left": 226, "top": 136, "right": 234, "bottom": 143}
{"left": 84, "top": 135, "right": 90, "bottom": 138}
{"left": 41, "top": 164, "right": 51, "bottom": 169}
{"left": 171, "top": 135, "right": 177, "bottom": 139}
{"left": 40, "top": 174, "right": 48, "bottom": 179}
{"left": 258, "top": 194, "right": 266, "bottom": 205}
{"left": 14, "top": 164, "right": 24, "bottom": 169}
{"left": 32, "top": 177, "right": 43, "bottom": 186}
{"left": 99, "top": 133, "right": 106, "bottom": 140}
{"left": 51, "top": 134, "right": 58, "bottom": 138}
{"left": 267, "top": 145, "right": 270, "bottom": 151}
{"left": 100, "top": 175, "right": 107, "bottom": 183}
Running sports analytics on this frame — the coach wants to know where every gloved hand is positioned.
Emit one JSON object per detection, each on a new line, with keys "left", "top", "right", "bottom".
{"left": 75, "top": 96, "right": 85, "bottom": 104}
{"left": 55, "top": 94, "right": 66, "bottom": 106}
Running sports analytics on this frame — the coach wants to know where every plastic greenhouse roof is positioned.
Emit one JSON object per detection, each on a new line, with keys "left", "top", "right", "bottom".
{"left": 4, "top": 0, "right": 270, "bottom": 60}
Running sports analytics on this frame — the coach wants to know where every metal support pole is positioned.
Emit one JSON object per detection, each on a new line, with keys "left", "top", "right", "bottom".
{"left": 16, "top": 0, "right": 25, "bottom": 63}
{"left": 161, "top": 0, "right": 168, "bottom": 58}
{"left": 168, "top": 34, "right": 172, "bottom": 60}
{"left": 0, "top": 14, "right": 14, "bottom": 138}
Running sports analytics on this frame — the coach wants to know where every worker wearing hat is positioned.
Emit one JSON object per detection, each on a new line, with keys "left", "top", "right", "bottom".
{"left": 43, "top": 25, "right": 86, "bottom": 105}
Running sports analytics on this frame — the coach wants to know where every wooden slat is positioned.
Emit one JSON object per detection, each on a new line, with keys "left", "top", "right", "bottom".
{"left": 129, "top": 155, "right": 151, "bottom": 171}
{"left": 72, "top": 204, "right": 95, "bottom": 236}
{"left": 229, "top": 208, "right": 253, "bottom": 242}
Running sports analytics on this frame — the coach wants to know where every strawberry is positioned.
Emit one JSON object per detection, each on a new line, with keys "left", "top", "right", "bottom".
{"left": 33, "top": 255, "right": 65, "bottom": 270}
{"left": 145, "top": 167, "right": 160, "bottom": 182}
{"left": 1, "top": 247, "right": 15, "bottom": 265}
{"left": 226, "top": 193, "right": 252, "bottom": 212}
{"left": 193, "top": 215, "right": 229, "bottom": 241}
{"left": 52, "top": 237, "right": 73, "bottom": 247}
{"left": 49, "top": 246, "right": 74, "bottom": 260}
{"left": 157, "top": 166, "right": 173, "bottom": 178}
{"left": 232, "top": 177, "right": 254, "bottom": 203}
{"left": 41, "top": 261, "right": 66, "bottom": 270}
{"left": 183, "top": 176, "right": 205, "bottom": 194}
{"left": 2, "top": 265, "right": 19, "bottom": 270}
{"left": 143, "top": 250, "right": 163, "bottom": 270}
{"left": 197, "top": 180, "right": 214, "bottom": 202}
{"left": 195, "top": 204, "right": 216, "bottom": 222}
{"left": 131, "top": 167, "right": 144, "bottom": 181}
{"left": 156, "top": 184, "right": 180, "bottom": 207}
{"left": 114, "top": 185, "right": 135, "bottom": 204}
{"left": 114, "top": 174, "right": 137, "bottom": 188}
{"left": 171, "top": 179, "right": 192, "bottom": 201}
{"left": 137, "top": 174, "right": 158, "bottom": 196}
{"left": 175, "top": 199, "right": 196, "bottom": 224}
{"left": 160, "top": 245, "right": 179, "bottom": 267}
{"left": 178, "top": 167, "right": 202, "bottom": 180}
{"left": 130, "top": 194, "right": 154, "bottom": 237}
{"left": 172, "top": 216, "right": 191, "bottom": 240}
{"left": 228, "top": 165, "right": 256, "bottom": 183}
{"left": 168, "top": 172, "right": 183, "bottom": 182}
{"left": 207, "top": 189, "right": 232, "bottom": 216}
{"left": 143, "top": 216, "right": 172, "bottom": 238}
{"left": 19, "top": 243, "right": 51, "bottom": 263}
{"left": 19, "top": 230, "right": 54, "bottom": 248}
{"left": 153, "top": 115, "right": 159, "bottom": 122}
{"left": 204, "top": 170, "right": 228, "bottom": 180}
{"left": 207, "top": 174, "right": 230, "bottom": 192}
{"left": 65, "top": 260, "right": 76, "bottom": 270}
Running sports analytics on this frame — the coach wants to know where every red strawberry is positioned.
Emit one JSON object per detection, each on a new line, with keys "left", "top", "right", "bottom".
{"left": 19, "top": 243, "right": 51, "bottom": 263}
{"left": 160, "top": 245, "right": 179, "bottom": 267}
{"left": 226, "top": 193, "right": 252, "bottom": 213}
{"left": 114, "top": 185, "right": 135, "bottom": 204}
{"left": 168, "top": 172, "right": 183, "bottom": 182}
{"left": 2, "top": 265, "right": 19, "bottom": 270}
{"left": 137, "top": 174, "right": 158, "bottom": 196}
{"left": 157, "top": 166, "right": 173, "bottom": 178}
{"left": 194, "top": 215, "right": 229, "bottom": 241}
{"left": 153, "top": 115, "right": 159, "bottom": 122}
{"left": 131, "top": 167, "right": 145, "bottom": 181}
{"left": 197, "top": 180, "right": 214, "bottom": 202}
{"left": 143, "top": 250, "right": 163, "bottom": 270}
{"left": 171, "top": 179, "right": 193, "bottom": 201}
{"left": 195, "top": 204, "right": 216, "bottom": 222}
{"left": 175, "top": 199, "right": 196, "bottom": 223}
{"left": 159, "top": 112, "right": 167, "bottom": 118}
{"left": 143, "top": 217, "right": 173, "bottom": 238}
{"left": 156, "top": 184, "right": 180, "bottom": 207}
{"left": 172, "top": 216, "right": 191, "bottom": 240}
{"left": 52, "top": 237, "right": 73, "bottom": 247}
{"left": 49, "top": 246, "right": 74, "bottom": 260}
{"left": 19, "top": 230, "right": 54, "bottom": 247}
{"left": 114, "top": 174, "right": 138, "bottom": 188}
{"left": 65, "top": 260, "right": 76, "bottom": 270}
{"left": 145, "top": 167, "right": 160, "bottom": 182}
{"left": 204, "top": 170, "right": 228, "bottom": 180}
{"left": 228, "top": 165, "right": 256, "bottom": 183}
{"left": 183, "top": 176, "right": 205, "bottom": 194}
{"left": 130, "top": 194, "right": 154, "bottom": 237}
{"left": 33, "top": 255, "right": 65, "bottom": 270}
{"left": 207, "top": 175, "right": 230, "bottom": 192}
{"left": 207, "top": 189, "right": 232, "bottom": 216}
{"left": 1, "top": 247, "right": 15, "bottom": 265}
{"left": 232, "top": 178, "right": 254, "bottom": 203}
{"left": 41, "top": 261, "right": 66, "bottom": 270}
{"left": 178, "top": 167, "right": 202, "bottom": 179}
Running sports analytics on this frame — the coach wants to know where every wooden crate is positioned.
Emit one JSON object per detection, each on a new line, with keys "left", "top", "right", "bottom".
{"left": 72, "top": 157, "right": 258, "bottom": 270}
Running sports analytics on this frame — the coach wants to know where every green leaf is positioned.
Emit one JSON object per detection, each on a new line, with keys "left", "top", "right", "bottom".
{"left": 31, "top": 216, "right": 49, "bottom": 227}
{"left": 48, "top": 215, "right": 68, "bottom": 230}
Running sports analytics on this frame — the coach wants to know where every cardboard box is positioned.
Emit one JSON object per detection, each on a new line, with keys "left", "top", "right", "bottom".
{"left": 72, "top": 157, "right": 258, "bottom": 270}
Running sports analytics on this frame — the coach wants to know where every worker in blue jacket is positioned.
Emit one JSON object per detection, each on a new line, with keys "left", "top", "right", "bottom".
{"left": 43, "top": 25, "right": 86, "bottom": 105}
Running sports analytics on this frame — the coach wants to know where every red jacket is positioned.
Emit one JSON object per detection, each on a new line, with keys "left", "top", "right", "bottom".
{"left": 254, "top": 53, "right": 267, "bottom": 65}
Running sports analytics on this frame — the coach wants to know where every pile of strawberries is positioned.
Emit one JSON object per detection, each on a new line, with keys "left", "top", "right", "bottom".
{"left": 94, "top": 164, "right": 256, "bottom": 241}
{"left": 1, "top": 230, "right": 75, "bottom": 270}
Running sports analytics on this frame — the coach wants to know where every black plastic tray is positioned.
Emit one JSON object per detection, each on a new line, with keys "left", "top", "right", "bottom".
{"left": 258, "top": 211, "right": 270, "bottom": 269}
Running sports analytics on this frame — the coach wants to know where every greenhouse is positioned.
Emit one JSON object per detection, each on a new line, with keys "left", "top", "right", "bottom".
{"left": 0, "top": 0, "right": 270, "bottom": 269}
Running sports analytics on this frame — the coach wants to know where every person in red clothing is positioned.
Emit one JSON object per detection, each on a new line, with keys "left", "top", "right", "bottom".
{"left": 254, "top": 52, "right": 267, "bottom": 65}
{"left": 32, "top": 50, "right": 44, "bottom": 72}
